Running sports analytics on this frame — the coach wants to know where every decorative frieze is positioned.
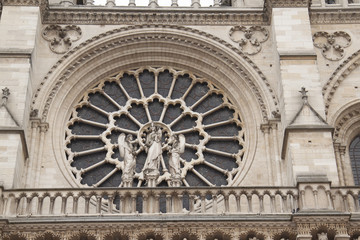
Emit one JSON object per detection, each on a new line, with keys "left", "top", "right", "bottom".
{"left": 42, "top": 25, "right": 82, "bottom": 54}
{"left": 312, "top": 31, "right": 351, "bottom": 61}
{"left": 229, "top": 26, "right": 269, "bottom": 55}
{"left": 40, "top": 8, "right": 269, "bottom": 25}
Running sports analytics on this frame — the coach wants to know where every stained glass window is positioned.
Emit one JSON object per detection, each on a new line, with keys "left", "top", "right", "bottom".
{"left": 65, "top": 67, "right": 245, "bottom": 187}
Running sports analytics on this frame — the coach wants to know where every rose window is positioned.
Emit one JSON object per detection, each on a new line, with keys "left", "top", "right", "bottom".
{"left": 65, "top": 67, "right": 245, "bottom": 187}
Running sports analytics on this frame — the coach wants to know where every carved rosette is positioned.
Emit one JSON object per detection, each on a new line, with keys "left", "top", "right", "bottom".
{"left": 313, "top": 31, "right": 351, "bottom": 61}
{"left": 229, "top": 26, "right": 269, "bottom": 55}
{"left": 42, "top": 25, "right": 82, "bottom": 54}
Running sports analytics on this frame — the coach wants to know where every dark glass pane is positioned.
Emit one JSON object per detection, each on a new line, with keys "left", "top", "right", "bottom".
{"left": 69, "top": 122, "right": 104, "bottom": 135}
{"left": 350, "top": 136, "right": 360, "bottom": 186}
{"left": 185, "top": 82, "right": 208, "bottom": 107}
{"left": 77, "top": 106, "right": 108, "bottom": 124}
{"left": 203, "top": 152, "right": 238, "bottom": 171}
{"left": 71, "top": 151, "right": 107, "bottom": 170}
{"left": 121, "top": 74, "right": 141, "bottom": 99}
{"left": 193, "top": 93, "right": 223, "bottom": 113}
{"left": 194, "top": 164, "right": 228, "bottom": 186}
{"left": 139, "top": 70, "right": 155, "bottom": 97}
{"left": 158, "top": 70, "right": 173, "bottom": 97}
{"left": 203, "top": 107, "right": 234, "bottom": 125}
{"left": 88, "top": 92, "right": 118, "bottom": 112}
{"left": 163, "top": 104, "right": 182, "bottom": 125}
{"left": 171, "top": 74, "right": 192, "bottom": 99}
{"left": 148, "top": 99, "right": 164, "bottom": 121}
{"left": 68, "top": 139, "right": 104, "bottom": 152}
{"left": 129, "top": 103, "right": 148, "bottom": 124}
{"left": 103, "top": 81, "right": 127, "bottom": 106}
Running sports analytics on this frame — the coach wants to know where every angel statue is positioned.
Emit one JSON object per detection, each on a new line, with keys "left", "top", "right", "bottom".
{"left": 143, "top": 123, "right": 163, "bottom": 178}
{"left": 168, "top": 134, "right": 185, "bottom": 186}
{"left": 118, "top": 133, "right": 137, "bottom": 187}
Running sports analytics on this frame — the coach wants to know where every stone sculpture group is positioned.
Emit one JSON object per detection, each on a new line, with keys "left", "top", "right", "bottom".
{"left": 118, "top": 122, "right": 185, "bottom": 187}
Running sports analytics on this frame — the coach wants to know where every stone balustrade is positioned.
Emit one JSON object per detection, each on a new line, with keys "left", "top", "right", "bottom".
{"left": 1, "top": 185, "right": 360, "bottom": 218}
{"left": 0, "top": 186, "right": 298, "bottom": 217}
{"left": 312, "top": 0, "right": 360, "bottom": 7}
{"left": 52, "top": 0, "right": 264, "bottom": 8}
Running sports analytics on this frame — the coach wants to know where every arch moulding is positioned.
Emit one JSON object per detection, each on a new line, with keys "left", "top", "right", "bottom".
{"left": 31, "top": 24, "right": 279, "bottom": 187}
{"left": 323, "top": 48, "right": 360, "bottom": 115}
{"left": 31, "top": 24, "right": 279, "bottom": 122}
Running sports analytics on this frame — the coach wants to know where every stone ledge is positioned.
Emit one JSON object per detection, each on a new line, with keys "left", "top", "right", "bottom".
{"left": 0, "top": 127, "right": 29, "bottom": 158}
{"left": 281, "top": 125, "right": 334, "bottom": 159}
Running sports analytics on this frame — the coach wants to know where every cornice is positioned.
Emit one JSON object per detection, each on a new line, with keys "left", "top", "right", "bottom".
{"left": 1, "top": 0, "right": 39, "bottom": 6}
{"left": 269, "top": 0, "right": 311, "bottom": 8}
{"left": 310, "top": 7, "right": 360, "bottom": 24}
{"left": 41, "top": 6, "right": 269, "bottom": 25}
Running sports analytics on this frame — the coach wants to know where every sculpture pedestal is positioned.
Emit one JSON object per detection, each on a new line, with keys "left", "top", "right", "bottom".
{"left": 145, "top": 170, "right": 159, "bottom": 187}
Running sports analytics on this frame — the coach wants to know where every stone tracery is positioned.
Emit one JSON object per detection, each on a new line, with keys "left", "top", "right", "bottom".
{"left": 65, "top": 67, "right": 245, "bottom": 188}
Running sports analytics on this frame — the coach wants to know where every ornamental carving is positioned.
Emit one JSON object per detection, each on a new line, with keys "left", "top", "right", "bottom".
{"left": 42, "top": 25, "right": 82, "bottom": 54}
{"left": 65, "top": 67, "right": 245, "bottom": 188}
{"left": 312, "top": 31, "right": 351, "bottom": 61}
{"left": 229, "top": 26, "right": 269, "bottom": 55}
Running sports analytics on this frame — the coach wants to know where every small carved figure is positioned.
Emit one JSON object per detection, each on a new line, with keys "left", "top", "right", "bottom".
{"left": 143, "top": 123, "right": 163, "bottom": 175}
{"left": 317, "top": 233, "right": 328, "bottom": 240}
{"left": 168, "top": 134, "right": 185, "bottom": 179}
{"left": 118, "top": 133, "right": 137, "bottom": 183}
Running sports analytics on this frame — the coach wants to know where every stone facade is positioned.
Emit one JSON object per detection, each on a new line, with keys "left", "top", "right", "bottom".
{"left": 1, "top": 0, "right": 360, "bottom": 239}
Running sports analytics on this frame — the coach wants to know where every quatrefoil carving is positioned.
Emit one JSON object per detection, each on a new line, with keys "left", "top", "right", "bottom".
{"left": 42, "top": 25, "right": 82, "bottom": 54}
{"left": 313, "top": 31, "right": 351, "bottom": 61}
{"left": 229, "top": 26, "right": 269, "bottom": 55}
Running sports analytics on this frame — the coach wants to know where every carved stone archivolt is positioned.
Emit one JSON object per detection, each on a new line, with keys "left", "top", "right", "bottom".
{"left": 42, "top": 25, "right": 82, "bottom": 54}
{"left": 312, "top": 31, "right": 351, "bottom": 61}
{"left": 323, "top": 49, "right": 360, "bottom": 115}
{"left": 32, "top": 24, "right": 279, "bottom": 123}
{"left": 229, "top": 26, "right": 269, "bottom": 55}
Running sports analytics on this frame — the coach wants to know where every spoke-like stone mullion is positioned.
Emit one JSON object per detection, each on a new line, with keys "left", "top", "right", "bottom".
{"left": 93, "top": 168, "right": 118, "bottom": 187}
{"left": 203, "top": 161, "right": 228, "bottom": 174}
{"left": 113, "top": 127, "right": 137, "bottom": 135}
{"left": 135, "top": 75, "right": 145, "bottom": 98}
{"left": 88, "top": 103, "right": 110, "bottom": 116}
{"left": 182, "top": 178, "right": 190, "bottom": 187}
{"left": 78, "top": 118, "right": 108, "bottom": 128}
{"left": 80, "top": 160, "right": 106, "bottom": 174}
{"left": 72, "top": 135, "right": 101, "bottom": 140}
{"left": 203, "top": 119, "right": 234, "bottom": 129}
{"left": 167, "top": 75, "right": 177, "bottom": 98}
{"left": 126, "top": 113, "right": 143, "bottom": 127}
{"left": 101, "top": 91, "right": 123, "bottom": 109}
{"left": 154, "top": 72, "right": 158, "bottom": 94}
{"left": 174, "top": 128, "right": 194, "bottom": 135}
{"left": 203, "top": 147, "right": 236, "bottom": 158}
{"left": 169, "top": 113, "right": 185, "bottom": 128}
{"left": 144, "top": 104, "right": 152, "bottom": 122}
{"left": 209, "top": 136, "right": 238, "bottom": 141}
{"left": 159, "top": 104, "right": 168, "bottom": 122}
{"left": 181, "top": 81, "right": 195, "bottom": 100}
{"left": 201, "top": 104, "right": 225, "bottom": 117}
{"left": 191, "top": 168, "right": 214, "bottom": 186}
{"left": 74, "top": 146, "right": 106, "bottom": 157}
{"left": 190, "top": 92, "right": 210, "bottom": 110}
{"left": 117, "top": 82, "right": 131, "bottom": 100}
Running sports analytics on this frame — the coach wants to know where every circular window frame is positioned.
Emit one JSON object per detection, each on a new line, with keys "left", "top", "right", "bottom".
{"left": 64, "top": 67, "right": 246, "bottom": 188}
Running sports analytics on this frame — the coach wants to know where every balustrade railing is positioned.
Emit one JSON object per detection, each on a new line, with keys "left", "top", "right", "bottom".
{"left": 0, "top": 187, "right": 298, "bottom": 218}
{"left": 56, "top": 0, "right": 265, "bottom": 8}
{"left": 312, "top": 0, "right": 360, "bottom": 7}
{"left": 1, "top": 185, "right": 360, "bottom": 218}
